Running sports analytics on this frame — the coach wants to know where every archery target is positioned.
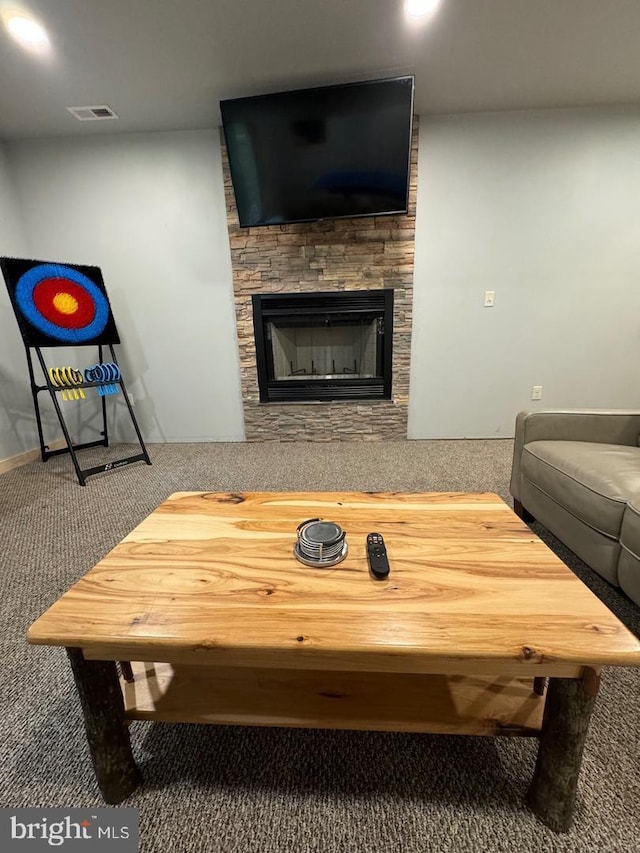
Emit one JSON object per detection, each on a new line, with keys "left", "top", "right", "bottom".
{"left": 1, "top": 257, "right": 119, "bottom": 346}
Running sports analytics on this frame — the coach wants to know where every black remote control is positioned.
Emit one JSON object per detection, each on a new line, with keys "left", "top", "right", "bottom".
{"left": 367, "top": 532, "right": 390, "bottom": 579}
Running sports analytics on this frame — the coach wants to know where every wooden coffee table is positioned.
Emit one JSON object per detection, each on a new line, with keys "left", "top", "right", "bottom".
{"left": 27, "top": 492, "right": 640, "bottom": 831}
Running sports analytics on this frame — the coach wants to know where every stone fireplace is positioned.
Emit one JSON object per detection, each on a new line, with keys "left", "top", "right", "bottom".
{"left": 222, "top": 116, "right": 418, "bottom": 441}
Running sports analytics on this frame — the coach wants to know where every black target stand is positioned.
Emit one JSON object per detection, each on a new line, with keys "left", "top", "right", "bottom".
{"left": 26, "top": 343, "right": 151, "bottom": 486}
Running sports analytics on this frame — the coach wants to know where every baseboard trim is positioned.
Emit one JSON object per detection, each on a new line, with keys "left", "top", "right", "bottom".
{"left": 0, "top": 439, "right": 66, "bottom": 475}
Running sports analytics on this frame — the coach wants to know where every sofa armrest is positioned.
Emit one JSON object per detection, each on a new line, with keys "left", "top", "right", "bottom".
{"left": 509, "top": 409, "right": 640, "bottom": 503}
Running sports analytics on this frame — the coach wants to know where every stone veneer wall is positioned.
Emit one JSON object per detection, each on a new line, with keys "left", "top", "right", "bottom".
{"left": 222, "top": 117, "right": 418, "bottom": 441}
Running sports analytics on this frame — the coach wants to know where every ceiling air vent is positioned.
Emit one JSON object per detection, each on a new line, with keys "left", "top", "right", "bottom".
{"left": 66, "top": 105, "right": 119, "bottom": 121}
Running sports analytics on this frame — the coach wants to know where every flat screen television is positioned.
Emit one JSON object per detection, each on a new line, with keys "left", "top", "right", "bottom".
{"left": 220, "top": 76, "right": 414, "bottom": 228}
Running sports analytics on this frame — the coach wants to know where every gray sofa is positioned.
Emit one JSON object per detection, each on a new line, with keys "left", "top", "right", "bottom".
{"left": 510, "top": 409, "right": 640, "bottom": 608}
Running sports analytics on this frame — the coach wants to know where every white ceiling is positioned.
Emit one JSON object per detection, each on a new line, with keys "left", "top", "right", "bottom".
{"left": 1, "top": 0, "right": 640, "bottom": 140}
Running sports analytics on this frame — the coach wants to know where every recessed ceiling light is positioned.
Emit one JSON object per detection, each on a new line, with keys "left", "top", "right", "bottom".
{"left": 405, "top": 0, "right": 440, "bottom": 18}
{"left": 5, "top": 13, "right": 49, "bottom": 47}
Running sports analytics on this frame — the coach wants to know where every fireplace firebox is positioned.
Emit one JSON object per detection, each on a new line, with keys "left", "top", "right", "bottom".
{"left": 252, "top": 290, "right": 393, "bottom": 402}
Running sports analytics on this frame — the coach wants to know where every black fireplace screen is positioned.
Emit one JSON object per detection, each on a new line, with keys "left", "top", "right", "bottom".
{"left": 252, "top": 290, "right": 393, "bottom": 402}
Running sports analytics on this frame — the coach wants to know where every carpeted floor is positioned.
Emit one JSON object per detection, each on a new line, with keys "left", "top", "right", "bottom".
{"left": 1, "top": 440, "right": 639, "bottom": 852}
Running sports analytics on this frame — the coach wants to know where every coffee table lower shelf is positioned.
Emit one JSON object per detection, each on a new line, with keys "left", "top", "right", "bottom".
{"left": 66, "top": 651, "right": 598, "bottom": 833}
{"left": 120, "top": 663, "right": 545, "bottom": 736}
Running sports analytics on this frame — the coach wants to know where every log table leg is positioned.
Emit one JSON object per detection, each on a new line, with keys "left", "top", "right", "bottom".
{"left": 119, "top": 661, "right": 135, "bottom": 683}
{"left": 533, "top": 676, "right": 548, "bottom": 696}
{"left": 527, "top": 669, "right": 600, "bottom": 832}
{"left": 66, "top": 648, "right": 142, "bottom": 804}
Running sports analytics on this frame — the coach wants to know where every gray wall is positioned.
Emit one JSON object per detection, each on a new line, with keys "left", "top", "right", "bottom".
{"left": 409, "top": 107, "right": 640, "bottom": 438}
{"left": 0, "top": 142, "right": 43, "bottom": 461}
{"left": 2, "top": 107, "right": 639, "bottom": 454}
{"left": 5, "top": 130, "right": 245, "bottom": 444}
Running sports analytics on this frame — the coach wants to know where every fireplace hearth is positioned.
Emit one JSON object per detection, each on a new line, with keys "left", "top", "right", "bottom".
{"left": 252, "top": 290, "right": 393, "bottom": 402}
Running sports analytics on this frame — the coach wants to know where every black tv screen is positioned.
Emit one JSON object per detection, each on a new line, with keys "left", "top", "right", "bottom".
{"left": 220, "top": 76, "right": 414, "bottom": 228}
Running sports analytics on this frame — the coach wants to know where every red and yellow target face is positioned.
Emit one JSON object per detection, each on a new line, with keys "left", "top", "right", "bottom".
{"left": 1, "top": 258, "right": 119, "bottom": 346}
{"left": 32, "top": 277, "right": 97, "bottom": 329}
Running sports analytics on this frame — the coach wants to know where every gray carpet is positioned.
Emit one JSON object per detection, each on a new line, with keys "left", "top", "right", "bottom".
{"left": 1, "top": 440, "right": 639, "bottom": 852}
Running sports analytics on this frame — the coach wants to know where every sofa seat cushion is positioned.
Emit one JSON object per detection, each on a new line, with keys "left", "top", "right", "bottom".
{"left": 619, "top": 500, "right": 640, "bottom": 607}
{"left": 522, "top": 440, "right": 640, "bottom": 537}
{"left": 620, "top": 499, "right": 640, "bottom": 555}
